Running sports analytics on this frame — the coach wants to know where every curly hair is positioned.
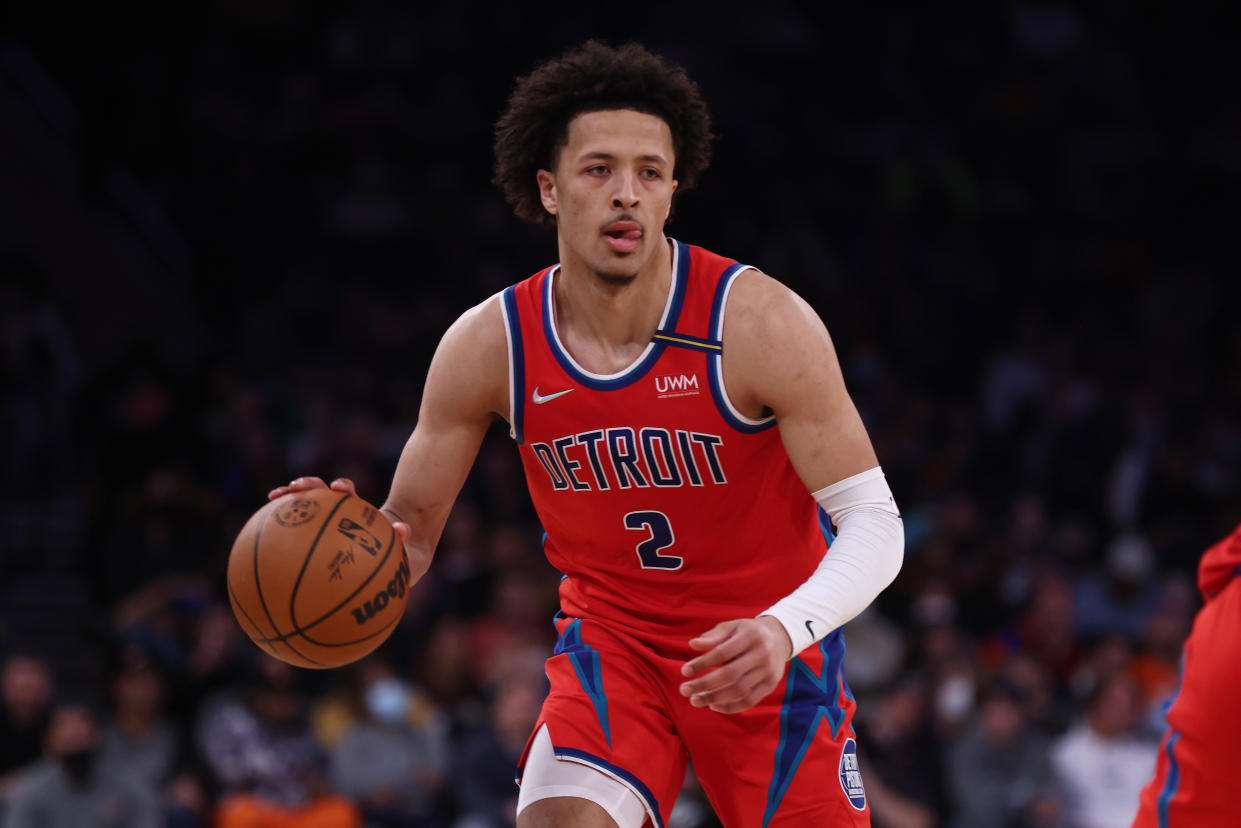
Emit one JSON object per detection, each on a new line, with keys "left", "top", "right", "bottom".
{"left": 493, "top": 41, "right": 714, "bottom": 227}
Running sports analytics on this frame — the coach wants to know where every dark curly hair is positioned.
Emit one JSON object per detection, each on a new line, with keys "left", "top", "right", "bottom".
{"left": 493, "top": 41, "right": 714, "bottom": 227}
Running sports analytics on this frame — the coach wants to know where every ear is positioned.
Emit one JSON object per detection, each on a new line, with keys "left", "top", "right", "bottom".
{"left": 666, "top": 179, "right": 679, "bottom": 220}
{"left": 537, "top": 169, "right": 558, "bottom": 217}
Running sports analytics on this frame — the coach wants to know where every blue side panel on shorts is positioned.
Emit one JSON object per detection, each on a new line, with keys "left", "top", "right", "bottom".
{"left": 762, "top": 629, "right": 849, "bottom": 828}
{"left": 1157, "top": 731, "right": 1182, "bottom": 828}
{"left": 554, "top": 619, "right": 612, "bottom": 748}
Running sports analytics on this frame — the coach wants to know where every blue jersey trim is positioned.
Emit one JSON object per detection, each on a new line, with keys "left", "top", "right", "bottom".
{"left": 541, "top": 240, "right": 689, "bottom": 390}
{"left": 763, "top": 629, "right": 849, "bottom": 827}
{"left": 553, "top": 746, "right": 665, "bottom": 828}
{"left": 708, "top": 263, "right": 778, "bottom": 433}
{"left": 1157, "top": 731, "right": 1181, "bottom": 827}
{"left": 502, "top": 286, "right": 526, "bottom": 444}
{"left": 1151, "top": 647, "right": 1187, "bottom": 826}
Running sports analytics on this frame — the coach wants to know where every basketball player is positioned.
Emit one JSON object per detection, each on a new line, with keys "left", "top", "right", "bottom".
{"left": 270, "top": 42, "right": 904, "bottom": 827}
{"left": 1132, "top": 521, "right": 1241, "bottom": 827}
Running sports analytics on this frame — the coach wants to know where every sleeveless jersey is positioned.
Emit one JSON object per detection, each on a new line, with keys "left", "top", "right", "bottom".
{"left": 501, "top": 240, "right": 828, "bottom": 654}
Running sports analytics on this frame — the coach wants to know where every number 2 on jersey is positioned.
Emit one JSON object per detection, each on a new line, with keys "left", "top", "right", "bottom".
{"left": 623, "top": 511, "right": 683, "bottom": 570}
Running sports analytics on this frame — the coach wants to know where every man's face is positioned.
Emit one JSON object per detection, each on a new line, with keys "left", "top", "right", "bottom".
{"left": 46, "top": 706, "right": 98, "bottom": 756}
{"left": 538, "top": 109, "right": 678, "bottom": 282}
{"left": 2, "top": 657, "right": 52, "bottom": 719}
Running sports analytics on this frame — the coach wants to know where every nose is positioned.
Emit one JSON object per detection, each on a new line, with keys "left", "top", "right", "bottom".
{"left": 611, "top": 169, "right": 639, "bottom": 210}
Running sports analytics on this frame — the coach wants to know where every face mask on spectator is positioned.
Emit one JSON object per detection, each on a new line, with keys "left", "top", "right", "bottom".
{"left": 936, "top": 674, "right": 975, "bottom": 725}
{"left": 59, "top": 746, "right": 96, "bottom": 784}
{"left": 365, "top": 678, "right": 411, "bottom": 724}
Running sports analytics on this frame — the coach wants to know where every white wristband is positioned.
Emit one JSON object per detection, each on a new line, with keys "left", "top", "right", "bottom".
{"left": 760, "top": 467, "right": 904, "bottom": 657}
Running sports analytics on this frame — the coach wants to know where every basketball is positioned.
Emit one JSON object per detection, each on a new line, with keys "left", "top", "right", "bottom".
{"left": 227, "top": 489, "right": 411, "bottom": 669}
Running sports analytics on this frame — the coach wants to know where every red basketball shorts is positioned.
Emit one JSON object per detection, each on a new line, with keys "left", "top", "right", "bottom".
{"left": 516, "top": 615, "right": 871, "bottom": 827}
{"left": 1133, "top": 574, "right": 1241, "bottom": 827}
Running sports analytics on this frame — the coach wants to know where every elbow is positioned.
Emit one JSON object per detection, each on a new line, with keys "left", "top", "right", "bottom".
{"left": 884, "top": 515, "right": 905, "bottom": 588}
{"left": 855, "top": 505, "right": 903, "bottom": 591}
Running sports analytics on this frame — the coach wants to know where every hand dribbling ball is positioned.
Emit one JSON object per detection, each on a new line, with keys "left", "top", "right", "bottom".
{"left": 227, "top": 489, "right": 410, "bottom": 668}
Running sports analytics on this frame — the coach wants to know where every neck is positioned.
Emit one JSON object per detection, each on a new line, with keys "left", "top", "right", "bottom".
{"left": 553, "top": 236, "right": 674, "bottom": 363}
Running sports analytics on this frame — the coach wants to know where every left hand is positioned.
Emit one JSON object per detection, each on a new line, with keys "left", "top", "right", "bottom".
{"left": 679, "top": 616, "right": 793, "bottom": 714}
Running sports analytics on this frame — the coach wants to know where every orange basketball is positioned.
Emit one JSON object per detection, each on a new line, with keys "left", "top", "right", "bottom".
{"left": 227, "top": 489, "right": 410, "bottom": 669}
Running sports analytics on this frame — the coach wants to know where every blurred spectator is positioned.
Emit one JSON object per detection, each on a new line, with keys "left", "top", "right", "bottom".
{"left": 1130, "top": 578, "right": 1195, "bottom": 722}
{"left": 416, "top": 618, "right": 482, "bottom": 719}
{"left": 1, "top": 702, "right": 159, "bottom": 828}
{"left": 947, "top": 678, "right": 1057, "bottom": 828}
{"left": 97, "top": 644, "right": 204, "bottom": 827}
{"left": 0, "top": 655, "right": 53, "bottom": 797}
{"left": 997, "top": 653, "right": 1061, "bottom": 737}
{"left": 1068, "top": 635, "right": 1134, "bottom": 706}
{"left": 1051, "top": 673, "right": 1156, "bottom": 828}
{"left": 1071, "top": 532, "right": 1159, "bottom": 641}
{"left": 914, "top": 622, "right": 979, "bottom": 738}
{"left": 837, "top": 606, "right": 906, "bottom": 696}
{"left": 450, "top": 673, "right": 544, "bottom": 828}
{"left": 99, "top": 646, "right": 177, "bottom": 792}
{"left": 856, "top": 674, "right": 948, "bottom": 827}
{"left": 464, "top": 567, "right": 554, "bottom": 688}
{"left": 327, "top": 657, "right": 449, "bottom": 827}
{"left": 196, "top": 655, "right": 360, "bottom": 828}
{"left": 985, "top": 572, "right": 1082, "bottom": 691}
{"left": 111, "top": 575, "right": 218, "bottom": 675}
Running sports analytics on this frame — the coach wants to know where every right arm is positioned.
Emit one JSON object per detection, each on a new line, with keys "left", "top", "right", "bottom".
{"left": 269, "top": 294, "right": 510, "bottom": 583}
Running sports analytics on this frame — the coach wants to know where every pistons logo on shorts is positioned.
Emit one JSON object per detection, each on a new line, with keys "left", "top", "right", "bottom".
{"left": 838, "top": 738, "right": 866, "bottom": 810}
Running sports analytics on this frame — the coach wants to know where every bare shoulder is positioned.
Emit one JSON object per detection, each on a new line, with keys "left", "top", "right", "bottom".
{"left": 723, "top": 269, "right": 830, "bottom": 346}
{"left": 424, "top": 293, "right": 509, "bottom": 423}
{"left": 720, "top": 268, "right": 843, "bottom": 418}
{"left": 442, "top": 292, "right": 507, "bottom": 349}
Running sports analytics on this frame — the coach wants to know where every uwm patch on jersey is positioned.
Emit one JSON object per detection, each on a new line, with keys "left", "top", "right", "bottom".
{"left": 501, "top": 240, "right": 830, "bottom": 650}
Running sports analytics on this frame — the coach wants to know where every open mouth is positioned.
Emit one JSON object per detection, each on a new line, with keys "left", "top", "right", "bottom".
{"left": 600, "top": 222, "right": 640, "bottom": 254}
{"left": 603, "top": 221, "right": 642, "bottom": 253}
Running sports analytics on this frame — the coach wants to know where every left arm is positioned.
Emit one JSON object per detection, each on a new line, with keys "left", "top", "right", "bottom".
{"left": 679, "top": 270, "right": 904, "bottom": 713}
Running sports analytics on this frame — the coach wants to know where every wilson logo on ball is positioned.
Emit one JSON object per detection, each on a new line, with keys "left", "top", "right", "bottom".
{"left": 351, "top": 557, "right": 412, "bottom": 625}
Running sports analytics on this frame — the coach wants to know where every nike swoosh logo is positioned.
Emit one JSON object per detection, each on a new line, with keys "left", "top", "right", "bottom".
{"left": 805, "top": 620, "right": 815, "bottom": 638}
{"left": 532, "top": 386, "right": 574, "bottom": 404}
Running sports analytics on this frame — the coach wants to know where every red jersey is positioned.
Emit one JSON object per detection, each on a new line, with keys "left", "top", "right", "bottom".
{"left": 1133, "top": 523, "right": 1241, "bottom": 827}
{"left": 1198, "top": 521, "right": 1241, "bottom": 601}
{"left": 501, "top": 240, "right": 827, "bottom": 654}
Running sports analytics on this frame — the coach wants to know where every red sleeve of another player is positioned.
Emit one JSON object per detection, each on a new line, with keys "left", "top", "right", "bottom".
{"left": 1198, "top": 522, "right": 1241, "bottom": 601}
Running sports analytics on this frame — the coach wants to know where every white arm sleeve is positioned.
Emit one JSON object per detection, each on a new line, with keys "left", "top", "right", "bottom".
{"left": 760, "top": 466, "right": 904, "bottom": 657}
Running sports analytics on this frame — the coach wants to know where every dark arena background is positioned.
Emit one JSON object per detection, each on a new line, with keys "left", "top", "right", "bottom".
{"left": 2, "top": 4, "right": 1237, "bottom": 827}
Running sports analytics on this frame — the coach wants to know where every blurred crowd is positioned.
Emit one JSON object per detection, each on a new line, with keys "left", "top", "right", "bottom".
{"left": 2, "top": 3, "right": 1238, "bottom": 828}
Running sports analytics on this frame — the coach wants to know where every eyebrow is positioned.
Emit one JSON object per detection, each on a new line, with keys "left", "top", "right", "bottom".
{"left": 579, "top": 151, "right": 670, "bottom": 165}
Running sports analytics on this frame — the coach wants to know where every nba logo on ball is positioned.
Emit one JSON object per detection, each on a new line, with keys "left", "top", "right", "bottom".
{"left": 838, "top": 738, "right": 866, "bottom": 810}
